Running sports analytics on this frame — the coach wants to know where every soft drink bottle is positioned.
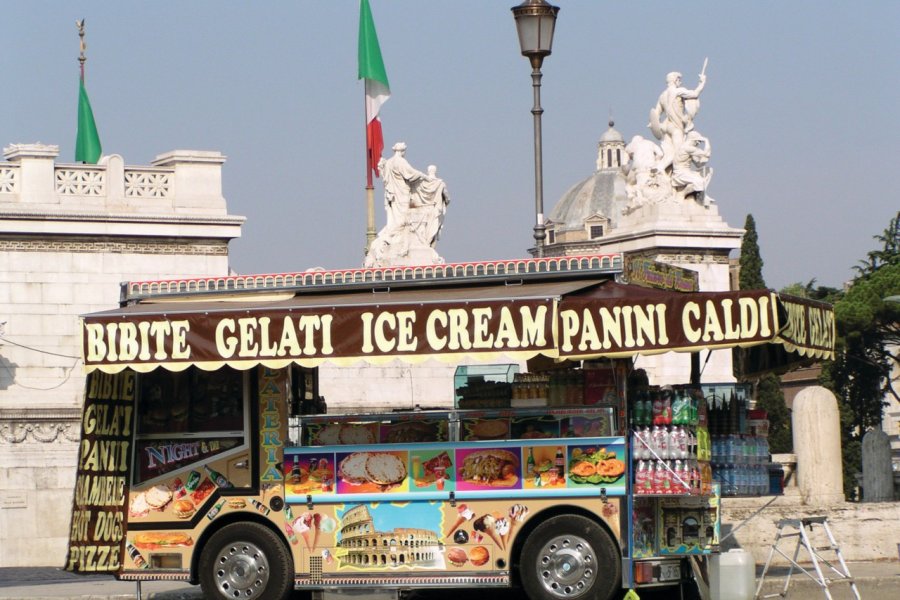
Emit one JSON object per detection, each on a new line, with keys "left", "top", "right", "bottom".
{"left": 635, "top": 460, "right": 650, "bottom": 494}
{"left": 671, "top": 392, "right": 684, "bottom": 426}
{"left": 673, "top": 426, "right": 688, "bottom": 459}
{"left": 651, "top": 425, "right": 667, "bottom": 459}
{"left": 652, "top": 393, "right": 664, "bottom": 425}
{"left": 662, "top": 392, "right": 673, "bottom": 425}
{"left": 672, "top": 459, "right": 685, "bottom": 493}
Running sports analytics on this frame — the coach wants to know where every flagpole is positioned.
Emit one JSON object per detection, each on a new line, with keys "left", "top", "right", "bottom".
{"left": 77, "top": 19, "right": 86, "bottom": 81}
{"left": 364, "top": 91, "right": 376, "bottom": 254}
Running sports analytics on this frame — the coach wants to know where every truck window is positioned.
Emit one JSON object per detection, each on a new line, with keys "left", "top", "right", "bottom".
{"left": 133, "top": 366, "right": 249, "bottom": 484}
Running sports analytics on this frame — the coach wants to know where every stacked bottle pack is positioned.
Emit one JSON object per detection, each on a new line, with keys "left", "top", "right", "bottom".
{"left": 706, "top": 386, "right": 770, "bottom": 496}
{"left": 631, "top": 387, "right": 712, "bottom": 495}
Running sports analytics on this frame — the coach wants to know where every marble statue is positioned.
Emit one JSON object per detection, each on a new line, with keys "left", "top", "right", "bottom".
{"left": 649, "top": 64, "right": 706, "bottom": 172}
{"left": 410, "top": 165, "right": 450, "bottom": 247}
{"left": 671, "top": 131, "right": 713, "bottom": 205}
{"left": 621, "top": 61, "right": 714, "bottom": 211}
{"left": 365, "top": 142, "right": 449, "bottom": 268}
{"left": 623, "top": 135, "right": 664, "bottom": 210}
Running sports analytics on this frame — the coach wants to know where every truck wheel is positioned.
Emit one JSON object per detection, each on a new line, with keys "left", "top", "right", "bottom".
{"left": 199, "top": 522, "right": 293, "bottom": 600}
{"left": 520, "top": 514, "right": 620, "bottom": 600}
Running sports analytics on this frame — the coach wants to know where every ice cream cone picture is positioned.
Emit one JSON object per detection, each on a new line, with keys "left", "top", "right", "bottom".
{"left": 505, "top": 504, "right": 529, "bottom": 547}
{"left": 445, "top": 504, "right": 474, "bottom": 539}
{"left": 312, "top": 513, "right": 322, "bottom": 549}
{"left": 294, "top": 513, "right": 314, "bottom": 551}
{"left": 473, "top": 514, "right": 503, "bottom": 549}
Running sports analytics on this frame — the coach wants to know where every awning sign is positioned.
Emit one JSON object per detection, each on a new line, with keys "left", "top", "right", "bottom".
{"left": 81, "top": 285, "right": 834, "bottom": 373}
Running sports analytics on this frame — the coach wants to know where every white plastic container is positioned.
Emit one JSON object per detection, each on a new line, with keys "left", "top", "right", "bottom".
{"left": 709, "top": 548, "right": 755, "bottom": 600}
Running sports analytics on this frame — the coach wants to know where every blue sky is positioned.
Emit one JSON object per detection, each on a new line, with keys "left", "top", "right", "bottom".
{"left": 3, "top": 1, "right": 897, "bottom": 289}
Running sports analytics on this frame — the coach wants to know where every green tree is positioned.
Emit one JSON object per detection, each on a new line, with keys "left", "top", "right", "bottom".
{"left": 735, "top": 214, "right": 794, "bottom": 451}
{"left": 822, "top": 211, "right": 900, "bottom": 499}
{"left": 739, "top": 214, "right": 766, "bottom": 290}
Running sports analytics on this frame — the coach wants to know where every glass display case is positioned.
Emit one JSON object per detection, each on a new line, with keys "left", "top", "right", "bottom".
{"left": 453, "top": 364, "right": 520, "bottom": 408}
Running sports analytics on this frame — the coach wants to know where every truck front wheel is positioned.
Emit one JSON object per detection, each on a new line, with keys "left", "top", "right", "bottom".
{"left": 520, "top": 514, "right": 620, "bottom": 600}
{"left": 199, "top": 522, "right": 293, "bottom": 600}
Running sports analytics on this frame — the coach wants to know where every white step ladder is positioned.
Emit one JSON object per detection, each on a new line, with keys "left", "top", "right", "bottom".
{"left": 754, "top": 516, "right": 860, "bottom": 600}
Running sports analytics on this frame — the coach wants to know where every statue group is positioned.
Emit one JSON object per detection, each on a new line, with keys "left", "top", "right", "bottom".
{"left": 365, "top": 142, "right": 450, "bottom": 268}
{"left": 624, "top": 63, "right": 714, "bottom": 212}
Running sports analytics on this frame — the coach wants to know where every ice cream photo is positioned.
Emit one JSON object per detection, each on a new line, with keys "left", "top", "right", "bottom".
{"left": 445, "top": 504, "right": 474, "bottom": 539}
{"left": 506, "top": 504, "right": 529, "bottom": 547}
{"left": 473, "top": 513, "right": 503, "bottom": 548}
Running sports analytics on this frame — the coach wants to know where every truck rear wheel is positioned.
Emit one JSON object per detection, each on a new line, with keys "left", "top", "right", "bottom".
{"left": 520, "top": 514, "right": 620, "bottom": 600}
{"left": 199, "top": 522, "right": 293, "bottom": 600}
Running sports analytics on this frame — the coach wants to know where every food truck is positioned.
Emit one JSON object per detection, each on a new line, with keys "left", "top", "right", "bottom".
{"left": 65, "top": 254, "right": 835, "bottom": 600}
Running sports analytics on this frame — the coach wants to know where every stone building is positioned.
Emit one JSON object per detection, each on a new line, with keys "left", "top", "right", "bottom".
{"left": 0, "top": 144, "right": 243, "bottom": 567}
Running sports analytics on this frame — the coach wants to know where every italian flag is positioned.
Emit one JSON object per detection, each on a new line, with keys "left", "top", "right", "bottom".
{"left": 358, "top": 0, "right": 390, "bottom": 179}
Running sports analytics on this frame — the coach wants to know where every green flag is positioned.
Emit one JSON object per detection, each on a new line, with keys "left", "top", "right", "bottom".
{"left": 76, "top": 78, "right": 102, "bottom": 164}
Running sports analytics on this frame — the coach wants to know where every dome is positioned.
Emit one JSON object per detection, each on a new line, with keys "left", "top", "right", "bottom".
{"left": 599, "top": 120, "right": 624, "bottom": 143}
{"left": 547, "top": 169, "right": 626, "bottom": 233}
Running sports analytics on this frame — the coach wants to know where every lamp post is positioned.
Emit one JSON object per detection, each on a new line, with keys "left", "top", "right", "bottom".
{"left": 512, "top": 0, "right": 559, "bottom": 258}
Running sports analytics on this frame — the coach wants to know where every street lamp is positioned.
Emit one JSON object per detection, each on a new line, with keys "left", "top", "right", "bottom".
{"left": 511, "top": 0, "right": 559, "bottom": 258}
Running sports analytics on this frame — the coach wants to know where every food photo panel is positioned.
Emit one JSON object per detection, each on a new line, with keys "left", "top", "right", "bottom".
{"left": 566, "top": 443, "right": 627, "bottom": 491}
{"left": 454, "top": 446, "right": 522, "bottom": 491}
{"left": 335, "top": 450, "right": 409, "bottom": 494}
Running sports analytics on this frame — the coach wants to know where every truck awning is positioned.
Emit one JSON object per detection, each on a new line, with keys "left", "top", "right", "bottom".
{"left": 80, "top": 279, "right": 834, "bottom": 373}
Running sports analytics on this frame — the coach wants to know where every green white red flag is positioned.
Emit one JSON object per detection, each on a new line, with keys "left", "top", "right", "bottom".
{"left": 358, "top": 0, "right": 390, "bottom": 180}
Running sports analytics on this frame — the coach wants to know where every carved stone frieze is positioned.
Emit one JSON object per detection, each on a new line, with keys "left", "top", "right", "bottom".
{"left": 0, "top": 408, "right": 81, "bottom": 444}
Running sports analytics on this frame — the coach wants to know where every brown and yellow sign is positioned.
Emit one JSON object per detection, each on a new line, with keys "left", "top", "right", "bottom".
{"left": 65, "top": 371, "right": 135, "bottom": 573}
{"left": 81, "top": 283, "right": 834, "bottom": 373}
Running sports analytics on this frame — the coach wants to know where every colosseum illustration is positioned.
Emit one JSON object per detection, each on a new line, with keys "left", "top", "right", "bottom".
{"left": 338, "top": 504, "right": 443, "bottom": 568}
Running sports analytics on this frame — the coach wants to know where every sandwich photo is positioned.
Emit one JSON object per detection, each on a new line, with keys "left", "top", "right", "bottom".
{"left": 133, "top": 531, "right": 194, "bottom": 550}
{"left": 458, "top": 449, "right": 519, "bottom": 486}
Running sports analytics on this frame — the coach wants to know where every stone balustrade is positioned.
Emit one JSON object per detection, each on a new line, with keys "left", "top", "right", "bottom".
{"left": 1, "top": 143, "right": 231, "bottom": 217}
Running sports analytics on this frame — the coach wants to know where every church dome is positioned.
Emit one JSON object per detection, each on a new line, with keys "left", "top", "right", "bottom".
{"left": 544, "top": 120, "right": 628, "bottom": 250}
{"left": 547, "top": 169, "right": 625, "bottom": 233}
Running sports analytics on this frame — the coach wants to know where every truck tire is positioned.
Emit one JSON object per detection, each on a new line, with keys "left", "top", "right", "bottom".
{"left": 520, "top": 514, "right": 620, "bottom": 600}
{"left": 199, "top": 522, "right": 293, "bottom": 600}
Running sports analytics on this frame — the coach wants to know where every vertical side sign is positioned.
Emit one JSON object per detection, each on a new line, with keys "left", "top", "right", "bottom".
{"left": 65, "top": 371, "right": 135, "bottom": 572}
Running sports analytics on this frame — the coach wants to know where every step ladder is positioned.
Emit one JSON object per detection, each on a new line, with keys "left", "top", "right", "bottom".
{"left": 754, "top": 516, "right": 860, "bottom": 600}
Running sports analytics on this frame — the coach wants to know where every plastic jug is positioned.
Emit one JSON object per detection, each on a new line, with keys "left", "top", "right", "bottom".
{"left": 709, "top": 548, "right": 755, "bottom": 600}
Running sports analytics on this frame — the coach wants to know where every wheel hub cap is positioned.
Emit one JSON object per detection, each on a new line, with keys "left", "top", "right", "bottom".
{"left": 214, "top": 541, "right": 270, "bottom": 599}
{"left": 535, "top": 534, "right": 596, "bottom": 598}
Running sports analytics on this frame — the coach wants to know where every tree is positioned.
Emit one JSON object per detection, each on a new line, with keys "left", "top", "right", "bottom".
{"left": 735, "top": 214, "right": 793, "bottom": 451}
{"left": 822, "top": 211, "right": 900, "bottom": 499}
{"left": 739, "top": 214, "right": 766, "bottom": 290}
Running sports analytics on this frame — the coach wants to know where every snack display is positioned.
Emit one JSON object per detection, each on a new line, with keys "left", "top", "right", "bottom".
{"left": 172, "top": 498, "right": 195, "bottom": 519}
{"left": 464, "top": 419, "right": 508, "bottom": 440}
{"left": 469, "top": 545, "right": 490, "bottom": 567}
{"left": 338, "top": 452, "right": 407, "bottom": 490}
{"left": 132, "top": 531, "right": 194, "bottom": 550}
{"left": 568, "top": 447, "right": 625, "bottom": 485}
{"left": 447, "top": 547, "right": 468, "bottom": 567}
{"left": 458, "top": 450, "right": 518, "bottom": 486}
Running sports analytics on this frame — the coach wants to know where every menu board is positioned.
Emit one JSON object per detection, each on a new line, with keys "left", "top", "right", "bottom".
{"left": 284, "top": 437, "right": 627, "bottom": 504}
{"left": 65, "top": 371, "right": 135, "bottom": 573}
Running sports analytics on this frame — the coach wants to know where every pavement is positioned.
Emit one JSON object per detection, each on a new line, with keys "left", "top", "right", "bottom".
{"left": 0, "top": 562, "right": 899, "bottom": 600}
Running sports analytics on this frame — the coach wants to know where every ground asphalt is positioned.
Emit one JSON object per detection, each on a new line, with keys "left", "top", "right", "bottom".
{"left": 1, "top": 562, "right": 899, "bottom": 600}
